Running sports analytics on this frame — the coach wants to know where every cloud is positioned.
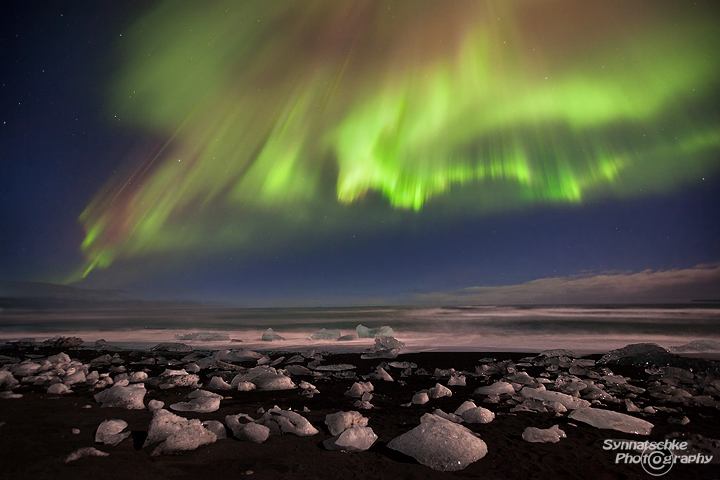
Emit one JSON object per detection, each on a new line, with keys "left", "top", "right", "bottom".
{"left": 415, "top": 263, "right": 720, "bottom": 305}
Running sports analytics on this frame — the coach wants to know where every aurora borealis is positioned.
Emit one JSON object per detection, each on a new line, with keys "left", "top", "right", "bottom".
{"left": 2, "top": 1, "right": 720, "bottom": 305}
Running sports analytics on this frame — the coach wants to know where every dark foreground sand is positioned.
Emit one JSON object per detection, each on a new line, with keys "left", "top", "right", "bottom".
{"left": 1, "top": 345, "right": 718, "bottom": 480}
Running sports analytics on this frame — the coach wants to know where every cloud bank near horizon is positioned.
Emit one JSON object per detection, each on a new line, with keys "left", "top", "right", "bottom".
{"left": 415, "top": 263, "right": 720, "bottom": 305}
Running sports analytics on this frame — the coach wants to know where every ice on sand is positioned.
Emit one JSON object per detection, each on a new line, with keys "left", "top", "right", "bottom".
{"left": 324, "top": 426, "right": 378, "bottom": 452}
{"left": 568, "top": 407, "right": 654, "bottom": 435}
{"left": 325, "top": 411, "right": 369, "bottom": 436}
{"left": 257, "top": 406, "right": 319, "bottom": 437}
{"left": 94, "top": 384, "right": 146, "bottom": 409}
{"left": 170, "top": 389, "right": 223, "bottom": 413}
{"left": 95, "top": 419, "right": 131, "bottom": 446}
{"left": 202, "top": 420, "right": 227, "bottom": 440}
{"left": 361, "top": 336, "right": 405, "bottom": 359}
{"left": 474, "top": 381, "right": 515, "bottom": 396}
{"left": 64, "top": 447, "right": 109, "bottom": 463}
{"left": 522, "top": 425, "right": 566, "bottom": 443}
{"left": 461, "top": 406, "right": 495, "bottom": 424}
{"left": 520, "top": 386, "right": 590, "bottom": 410}
{"left": 225, "top": 415, "right": 271, "bottom": 443}
{"left": 309, "top": 328, "right": 341, "bottom": 340}
{"left": 261, "top": 328, "right": 285, "bottom": 341}
{"left": 387, "top": 414, "right": 488, "bottom": 472}
{"left": 206, "top": 376, "right": 232, "bottom": 390}
{"left": 144, "top": 409, "right": 217, "bottom": 455}
{"left": 345, "top": 381, "right": 374, "bottom": 398}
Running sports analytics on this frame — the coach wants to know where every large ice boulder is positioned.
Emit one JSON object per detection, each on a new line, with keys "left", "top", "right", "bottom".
{"left": 325, "top": 411, "right": 369, "bottom": 436}
{"left": 256, "top": 407, "right": 319, "bottom": 437}
{"left": 144, "top": 409, "right": 217, "bottom": 455}
{"left": 356, "top": 324, "right": 376, "bottom": 338}
{"left": 522, "top": 425, "right": 566, "bottom": 443}
{"left": 95, "top": 419, "right": 131, "bottom": 446}
{"left": 170, "top": 389, "right": 222, "bottom": 413}
{"left": 324, "top": 426, "right": 378, "bottom": 452}
{"left": 361, "top": 337, "right": 404, "bottom": 359}
{"left": 568, "top": 407, "right": 654, "bottom": 435}
{"left": 387, "top": 414, "right": 488, "bottom": 471}
{"left": 152, "top": 422, "right": 216, "bottom": 456}
{"left": 94, "top": 384, "right": 146, "bottom": 409}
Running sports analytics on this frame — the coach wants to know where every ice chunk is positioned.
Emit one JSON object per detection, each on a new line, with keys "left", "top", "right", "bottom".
{"left": 520, "top": 387, "right": 591, "bottom": 410}
{"left": 0, "top": 371, "right": 18, "bottom": 389}
{"left": 461, "top": 406, "right": 495, "bottom": 424}
{"left": 432, "top": 409, "right": 464, "bottom": 424}
{"left": 152, "top": 422, "right": 216, "bottom": 456}
{"left": 345, "top": 381, "right": 374, "bottom": 398}
{"left": 170, "top": 389, "right": 222, "bottom": 413}
{"left": 448, "top": 375, "right": 466, "bottom": 387}
{"left": 506, "top": 372, "right": 536, "bottom": 386}
{"left": 216, "top": 349, "right": 263, "bottom": 362}
{"left": 236, "top": 381, "right": 256, "bottom": 392}
{"left": 375, "top": 326, "right": 395, "bottom": 337}
{"left": 64, "top": 370, "right": 86, "bottom": 386}
{"left": 148, "top": 399, "right": 165, "bottom": 411}
{"left": 47, "top": 352, "right": 71, "bottom": 364}
{"left": 43, "top": 336, "right": 83, "bottom": 348}
{"left": 252, "top": 372, "right": 296, "bottom": 391}
{"left": 324, "top": 426, "right": 378, "bottom": 452}
{"left": 206, "top": 376, "right": 232, "bottom": 390}
{"left": 226, "top": 418, "right": 271, "bottom": 443}
{"left": 146, "top": 369, "right": 201, "bottom": 390}
{"left": 474, "top": 381, "right": 515, "bottom": 396}
{"left": 202, "top": 420, "right": 227, "bottom": 440}
{"left": 47, "top": 383, "right": 73, "bottom": 395}
{"left": 325, "top": 411, "right": 369, "bottom": 436}
{"left": 429, "top": 383, "right": 452, "bottom": 399}
{"left": 361, "top": 337, "right": 405, "bottom": 359}
{"left": 387, "top": 414, "right": 488, "bottom": 471}
{"left": 94, "top": 384, "right": 146, "bottom": 409}
{"left": 257, "top": 407, "right": 319, "bottom": 437}
{"left": 64, "top": 447, "right": 109, "bottom": 463}
{"left": 95, "top": 419, "right": 131, "bottom": 446}
{"left": 174, "top": 331, "right": 229, "bottom": 341}
{"left": 454, "top": 400, "right": 478, "bottom": 416}
{"left": 522, "top": 425, "right": 566, "bottom": 443}
{"left": 356, "top": 324, "right": 376, "bottom": 338}
{"left": 309, "top": 329, "right": 341, "bottom": 340}
{"left": 261, "top": 328, "right": 285, "bottom": 341}
{"left": 11, "top": 362, "right": 41, "bottom": 377}
{"left": 568, "top": 407, "right": 654, "bottom": 435}
{"left": 129, "top": 371, "right": 148, "bottom": 383}
{"left": 367, "top": 366, "right": 393, "bottom": 381}
{"left": 412, "top": 392, "right": 430, "bottom": 405}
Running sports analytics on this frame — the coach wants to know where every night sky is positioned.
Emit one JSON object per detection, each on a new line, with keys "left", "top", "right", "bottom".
{"left": 2, "top": 0, "right": 719, "bottom": 306}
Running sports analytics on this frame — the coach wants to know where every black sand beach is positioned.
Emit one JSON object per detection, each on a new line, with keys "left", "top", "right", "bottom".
{"left": 1, "top": 343, "right": 719, "bottom": 480}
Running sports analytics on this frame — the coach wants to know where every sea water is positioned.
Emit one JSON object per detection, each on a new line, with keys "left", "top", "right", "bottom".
{"left": 0, "top": 304, "right": 718, "bottom": 354}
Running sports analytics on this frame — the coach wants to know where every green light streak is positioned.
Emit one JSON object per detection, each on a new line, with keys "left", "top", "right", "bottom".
{"left": 74, "top": 0, "right": 720, "bottom": 279}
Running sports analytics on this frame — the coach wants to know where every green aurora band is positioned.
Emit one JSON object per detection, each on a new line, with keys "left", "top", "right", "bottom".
{"left": 77, "top": 0, "right": 720, "bottom": 279}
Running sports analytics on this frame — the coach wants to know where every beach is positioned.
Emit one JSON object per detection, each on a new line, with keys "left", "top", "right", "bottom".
{"left": 1, "top": 340, "right": 719, "bottom": 480}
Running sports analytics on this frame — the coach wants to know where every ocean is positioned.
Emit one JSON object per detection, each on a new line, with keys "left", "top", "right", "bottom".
{"left": 1, "top": 304, "right": 718, "bottom": 354}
